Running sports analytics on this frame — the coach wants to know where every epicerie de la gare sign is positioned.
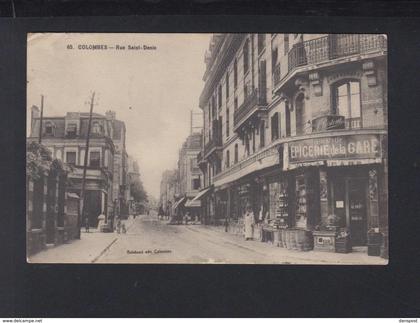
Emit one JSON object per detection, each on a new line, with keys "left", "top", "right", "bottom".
{"left": 288, "top": 134, "right": 382, "bottom": 163}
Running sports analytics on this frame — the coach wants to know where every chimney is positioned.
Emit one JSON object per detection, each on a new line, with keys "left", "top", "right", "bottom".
{"left": 106, "top": 110, "right": 116, "bottom": 120}
{"left": 31, "top": 105, "right": 40, "bottom": 135}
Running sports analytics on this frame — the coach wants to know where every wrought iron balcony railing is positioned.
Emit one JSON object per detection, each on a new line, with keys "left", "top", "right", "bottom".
{"left": 233, "top": 88, "right": 267, "bottom": 129}
{"left": 273, "top": 34, "right": 387, "bottom": 88}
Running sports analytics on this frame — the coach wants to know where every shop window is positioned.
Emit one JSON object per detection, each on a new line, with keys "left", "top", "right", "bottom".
{"left": 66, "top": 123, "right": 77, "bottom": 138}
{"left": 243, "top": 39, "right": 250, "bottom": 74}
{"left": 66, "top": 151, "right": 76, "bottom": 166}
{"left": 333, "top": 80, "right": 362, "bottom": 129}
{"left": 295, "top": 176, "right": 307, "bottom": 229}
{"left": 234, "top": 144, "right": 238, "bottom": 164}
{"left": 271, "top": 112, "right": 279, "bottom": 141}
{"left": 89, "top": 151, "right": 101, "bottom": 167}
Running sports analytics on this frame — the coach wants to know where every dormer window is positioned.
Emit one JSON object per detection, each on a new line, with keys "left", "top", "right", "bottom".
{"left": 44, "top": 122, "right": 54, "bottom": 136}
{"left": 92, "top": 121, "right": 102, "bottom": 134}
{"left": 66, "top": 123, "right": 77, "bottom": 137}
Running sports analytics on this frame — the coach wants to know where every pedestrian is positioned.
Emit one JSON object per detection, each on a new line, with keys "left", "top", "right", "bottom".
{"left": 121, "top": 222, "right": 127, "bottom": 234}
{"left": 244, "top": 204, "right": 255, "bottom": 241}
{"left": 85, "top": 217, "right": 90, "bottom": 233}
{"left": 158, "top": 205, "right": 164, "bottom": 220}
{"left": 116, "top": 218, "right": 121, "bottom": 234}
{"left": 184, "top": 211, "right": 190, "bottom": 225}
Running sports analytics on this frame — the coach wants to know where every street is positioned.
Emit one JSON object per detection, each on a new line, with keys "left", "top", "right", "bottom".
{"left": 29, "top": 213, "right": 387, "bottom": 265}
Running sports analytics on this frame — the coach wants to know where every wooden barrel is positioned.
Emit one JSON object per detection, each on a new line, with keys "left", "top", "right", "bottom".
{"left": 281, "top": 229, "right": 287, "bottom": 248}
{"left": 277, "top": 230, "right": 283, "bottom": 248}
{"left": 289, "top": 229, "right": 297, "bottom": 250}
{"left": 284, "top": 230, "right": 290, "bottom": 249}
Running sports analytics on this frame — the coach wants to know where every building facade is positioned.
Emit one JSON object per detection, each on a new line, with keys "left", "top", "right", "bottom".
{"left": 159, "top": 169, "right": 179, "bottom": 216}
{"left": 28, "top": 108, "right": 131, "bottom": 227}
{"left": 197, "top": 33, "right": 388, "bottom": 255}
{"left": 177, "top": 132, "right": 203, "bottom": 219}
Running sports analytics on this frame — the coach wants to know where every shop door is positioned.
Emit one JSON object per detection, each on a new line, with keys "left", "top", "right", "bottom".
{"left": 347, "top": 178, "right": 367, "bottom": 246}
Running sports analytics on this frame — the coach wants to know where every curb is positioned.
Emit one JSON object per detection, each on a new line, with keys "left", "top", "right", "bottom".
{"left": 91, "top": 237, "right": 118, "bottom": 263}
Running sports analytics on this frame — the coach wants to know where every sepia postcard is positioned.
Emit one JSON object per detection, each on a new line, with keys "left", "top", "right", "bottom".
{"left": 26, "top": 33, "right": 388, "bottom": 264}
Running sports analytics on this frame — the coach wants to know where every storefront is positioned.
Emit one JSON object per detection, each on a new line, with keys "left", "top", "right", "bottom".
{"left": 282, "top": 131, "right": 387, "bottom": 254}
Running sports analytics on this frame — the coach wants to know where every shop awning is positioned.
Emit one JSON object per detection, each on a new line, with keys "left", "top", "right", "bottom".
{"left": 67, "top": 192, "right": 80, "bottom": 199}
{"left": 172, "top": 197, "right": 186, "bottom": 210}
{"left": 185, "top": 199, "right": 201, "bottom": 208}
{"left": 190, "top": 186, "right": 212, "bottom": 202}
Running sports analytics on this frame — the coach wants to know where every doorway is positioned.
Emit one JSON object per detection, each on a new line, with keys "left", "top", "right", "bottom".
{"left": 332, "top": 175, "right": 368, "bottom": 246}
{"left": 347, "top": 178, "right": 368, "bottom": 246}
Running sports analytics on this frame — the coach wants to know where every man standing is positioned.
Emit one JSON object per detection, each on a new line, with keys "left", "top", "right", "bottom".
{"left": 244, "top": 204, "right": 255, "bottom": 241}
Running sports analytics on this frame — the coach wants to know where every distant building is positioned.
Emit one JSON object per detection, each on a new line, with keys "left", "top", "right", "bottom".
{"left": 159, "top": 169, "right": 179, "bottom": 215}
{"left": 127, "top": 155, "right": 141, "bottom": 214}
{"left": 28, "top": 108, "right": 130, "bottom": 227}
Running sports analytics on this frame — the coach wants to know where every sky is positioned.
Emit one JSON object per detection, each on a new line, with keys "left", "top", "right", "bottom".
{"left": 27, "top": 33, "right": 211, "bottom": 199}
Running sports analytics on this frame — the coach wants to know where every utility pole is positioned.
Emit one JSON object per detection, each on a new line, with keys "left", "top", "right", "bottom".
{"left": 38, "top": 95, "right": 44, "bottom": 144}
{"left": 77, "top": 91, "right": 95, "bottom": 239}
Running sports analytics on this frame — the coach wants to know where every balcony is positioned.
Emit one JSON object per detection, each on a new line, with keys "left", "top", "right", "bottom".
{"left": 203, "top": 135, "right": 222, "bottom": 159}
{"left": 274, "top": 34, "right": 387, "bottom": 89}
{"left": 233, "top": 88, "right": 268, "bottom": 131}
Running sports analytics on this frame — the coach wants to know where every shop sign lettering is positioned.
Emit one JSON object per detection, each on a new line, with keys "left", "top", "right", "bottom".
{"left": 289, "top": 134, "right": 381, "bottom": 163}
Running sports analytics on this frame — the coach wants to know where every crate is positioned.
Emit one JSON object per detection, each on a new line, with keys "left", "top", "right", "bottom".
{"left": 335, "top": 237, "right": 352, "bottom": 253}
{"left": 313, "top": 231, "right": 336, "bottom": 252}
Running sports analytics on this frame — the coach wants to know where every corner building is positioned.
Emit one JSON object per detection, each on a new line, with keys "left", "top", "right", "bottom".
{"left": 197, "top": 34, "right": 388, "bottom": 254}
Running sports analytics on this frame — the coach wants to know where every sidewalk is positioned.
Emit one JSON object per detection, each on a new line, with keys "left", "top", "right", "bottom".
{"left": 192, "top": 224, "right": 388, "bottom": 265}
{"left": 28, "top": 217, "right": 136, "bottom": 264}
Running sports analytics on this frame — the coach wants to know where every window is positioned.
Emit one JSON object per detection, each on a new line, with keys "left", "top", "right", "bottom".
{"left": 212, "top": 95, "right": 217, "bottom": 119}
{"left": 245, "top": 133, "right": 250, "bottom": 156}
{"left": 218, "top": 85, "right": 222, "bottom": 109}
{"left": 66, "top": 151, "right": 76, "bottom": 166}
{"left": 244, "top": 83, "right": 248, "bottom": 99}
{"left": 333, "top": 81, "right": 361, "bottom": 128}
{"left": 284, "top": 34, "right": 289, "bottom": 55}
{"left": 234, "top": 97, "right": 238, "bottom": 111}
{"left": 226, "top": 150, "right": 230, "bottom": 168}
{"left": 260, "top": 121, "right": 265, "bottom": 148}
{"left": 258, "top": 34, "right": 265, "bottom": 54}
{"left": 92, "top": 121, "right": 102, "bottom": 134}
{"left": 252, "top": 129, "right": 256, "bottom": 153}
{"left": 243, "top": 39, "right": 250, "bottom": 73}
{"left": 89, "top": 151, "right": 100, "bottom": 167}
{"left": 226, "top": 73, "right": 229, "bottom": 99}
{"left": 226, "top": 108, "right": 230, "bottom": 138}
{"left": 272, "top": 46, "right": 278, "bottom": 71}
{"left": 66, "top": 123, "right": 77, "bottom": 137}
{"left": 234, "top": 59, "right": 238, "bottom": 88}
{"left": 271, "top": 112, "right": 279, "bottom": 141}
{"left": 285, "top": 102, "right": 291, "bottom": 136}
{"left": 192, "top": 178, "right": 200, "bottom": 190}
{"left": 45, "top": 122, "right": 53, "bottom": 136}
{"left": 234, "top": 144, "right": 238, "bottom": 164}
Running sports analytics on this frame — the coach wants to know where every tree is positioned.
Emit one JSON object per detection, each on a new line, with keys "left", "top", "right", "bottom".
{"left": 130, "top": 176, "right": 148, "bottom": 203}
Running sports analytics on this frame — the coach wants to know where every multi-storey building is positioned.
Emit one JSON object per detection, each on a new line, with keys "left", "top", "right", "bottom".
{"left": 159, "top": 169, "right": 179, "bottom": 215}
{"left": 127, "top": 155, "right": 140, "bottom": 214}
{"left": 28, "top": 108, "right": 131, "bottom": 227}
{"left": 197, "top": 33, "right": 388, "bottom": 255}
{"left": 107, "top": 111, "right": 130, "bottom": 218}
{"left": 177, "top": 132, "right": 203, "bottom": 218}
